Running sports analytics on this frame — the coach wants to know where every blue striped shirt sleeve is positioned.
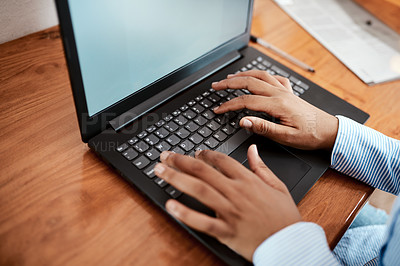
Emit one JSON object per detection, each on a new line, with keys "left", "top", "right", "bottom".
{"left": 252, "top": 222, "right": 338, "bottom": 265}
{"left": 253, "top": 115, "right": 400, "bottom": 265}
{"left": 331, "top": 116, "right": 400, "bottom": 195}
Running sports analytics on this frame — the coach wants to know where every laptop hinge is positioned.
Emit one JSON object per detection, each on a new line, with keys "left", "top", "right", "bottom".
{"left": 109, "top": 50, "right": 241, "bottom": 131}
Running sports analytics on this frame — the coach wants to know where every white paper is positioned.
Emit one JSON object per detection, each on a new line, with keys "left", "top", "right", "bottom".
{"left": 274, "top": 0, "right": 400, "bottom": 84}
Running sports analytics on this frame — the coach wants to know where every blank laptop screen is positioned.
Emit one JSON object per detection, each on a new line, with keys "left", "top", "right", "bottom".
{"left": 68, "top": 0, "right": 250, "bottom": 117}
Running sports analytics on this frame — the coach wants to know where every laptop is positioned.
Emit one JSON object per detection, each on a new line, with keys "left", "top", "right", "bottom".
{"left": 55, "top": 1, "right": 369, "bottom": 265}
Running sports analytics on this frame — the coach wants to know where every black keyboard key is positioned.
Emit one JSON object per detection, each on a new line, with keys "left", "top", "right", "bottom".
{"left": 180, "top": 140, "right": 195, "bottom": 151}
{"left": 187, "top": 100, "right": 196, "bottom": 106}
{"left": 145, "top": 148, "right": 160, "bottom": 161}
{"left": 164, "top": 115, "right": 173, "bottom": 122}
{"left": 208, "top": 94, "right": 221, "bottom": 103}
{"left": 229, "top": 120, "right": 241, "bottom": 129}
{"left": 206, "top": 121, "right": 220, "bottom": 131}
{"left": 195, "top": 144, "right": 209, "bottom": 152}
{"left": 262, "top": 59, "right": 272, "bottom": 67}
{"left": 133, "top": 156, "right": 150, "bottom": 169}
{"left": 117, "top": 143, "right": 129, "bottom": 152}
{"left": 293, "top": 85, "right": 305, "bottom": 94}
{"left": 134, "top": 141, "right": 149, "bottom": 153}
{"left": 174, "top": 115, "right": 188, "bottom": 126}
{"left": 165, "top": 186, "right": 182, "bottom": 199}
{"left": 137, "top": 131, "right": 148, "bottom": 139}
{"left": 198, "top": 126, "right": 213, "bottom": 138}
{"left": 226, "top": 94, "right": 235, "bottom": 101}
{"left": 257, "top": 56, "right": 263, "bottom": 62}
{"left": 216, "top": 90, "right": 228, "bottom": 98}
{"left": 289, "top": 76, "right": 301, "bottom": 85}
{"left": 202, "top": 91, "right": 210, "bottom": 97}
{"left": 202, "top": 110, "right": 216, "bottom": 119}
{"left": 214, "top": 114, "right": 231, "bottom": 125}
{"left": 233, "top": 90, "right": 245, "bottom": 97}
{"left": 221, "top": 125, "right": 236, "bottom": 135}
{"left": 155, "top": 141, "right": 171, "bottom": 152}
{"left": 192, "top": 104, "right": 205, "bottom": 114}
{"left": 155, "top": 128, "right": 169, "bottom": 139}
{"left": 213, "top": 131, "right": 227, "bottom": 142}
{"left": 183, "top": 110, "right": 197, "bottom": 120}
{"left": 200, "top": 99, "right": 212, "bottom": 108}
{"left": 172, "top": 146, "right": 185, "bottom": 154}
{"left": 187, "top": 150, "right": 196, "bottom": 157}
{"left": 176, "top": 128, "right": 190, "bottom": 139}
{"left": 144, "top": 134, "right": 159, "bottom": 145}
{"left": 146, "top": 125, "right": 157, "bottom": 133}
{"left": 204, "top": 137, "right": 219, "bottom": 149}
{"left": 122, "top": 148, "right": 139, "bottom": 161}
{"left": 172, "top": 110, "right": 181, "bottom": 116}
{"left": 165, "top": 121, "right": 179, "bottom": 132}
{"left": 189, "top": 133, "right": 204, "bottom": 145}
{"left": 156, "top": 120, "right": 166, "bottom": 127}
{"left": 166, "top": 134, "right": 180, "bottom": 146}
{"left": 128, "top": 137, "right": 139, "bottom": 145}
{"left": 298, "top": 82, "right": 309, "bottom": 90}
{"left": 144, "top": 163, "right": 157, "bottom": 179}
{"left": 180, "top": 105, "right": 189, "bottom": 111}
{"left": 194, "top": 116, "right": 207, "bottom": 126}
{"left": 154, "top": 177, "right": 168, "bottom": 188}
{"left": 257, "top": 63, "right": 267, "bottom": 70}
{"left": 195, "top": 95, "right": 203, "bottom": 101}
{"left": 185, "top": 121, "right": 199, "bottom": 132}
{"left": 271, "top": 65, "right": 289, "bottom": 78}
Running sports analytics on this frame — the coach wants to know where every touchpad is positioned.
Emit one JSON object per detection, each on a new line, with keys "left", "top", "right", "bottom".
{"left": 243, "top": 142, "right": 311, "bottom": 191}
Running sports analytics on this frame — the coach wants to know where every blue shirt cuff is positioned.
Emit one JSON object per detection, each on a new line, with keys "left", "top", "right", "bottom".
{"left": 253, "top": 222, "right": 338, "bottom": 265}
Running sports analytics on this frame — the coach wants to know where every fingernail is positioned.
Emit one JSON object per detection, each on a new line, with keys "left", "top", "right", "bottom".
{"left": 160, "top": 151, "right": 171, "bottom": 161}
{"left": 166, "top": 201, "right": 178, "bottom": 216}
{"left": 252, "top": 144, "right": 259, "bottom": 156}
{"left": 213, "top": 106, "right": 219, "bottom": 112}
{"left": 212, "top": 82, "right": 218, "bottom": 86}
{"left": 154, "top": 163, "right": 165, "bottom": 175}
{"left": 227, "top": 74, "right": 235, "bottom": 78}
{"left": 195, "top": 150, "right": 202, "bottom": 157}
{"left": 242, "top": 119, "right": 253, "bottom": 128}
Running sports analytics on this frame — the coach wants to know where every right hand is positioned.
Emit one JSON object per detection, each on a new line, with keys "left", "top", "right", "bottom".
{"left": 212, "top": 70, "right": 339, "bottom": 150}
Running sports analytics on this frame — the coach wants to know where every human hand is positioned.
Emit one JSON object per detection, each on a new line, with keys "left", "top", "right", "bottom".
{"left": 212, "top": 70, "right": 339, "bottom": 150}
{"left": 154, "top": 145, "right": 301, "bottom": 261}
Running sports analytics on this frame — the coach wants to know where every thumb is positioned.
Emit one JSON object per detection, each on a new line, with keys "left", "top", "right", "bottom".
{"left": 240, "top": 116, "right": 289, "bottom": 140}
{"left": 247, "top": 144, "right": 288, "bottom": 192}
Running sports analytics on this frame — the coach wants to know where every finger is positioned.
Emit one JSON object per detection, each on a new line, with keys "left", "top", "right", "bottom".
{"left": 166, "top": 199, "right": 231, "bottom": 238}
{"left": 227, "top": 69, "right": 282, "bottom": 87}
{"left": 240, "top": 116, "right": 296, "bottom": 145}
{"left": 159, "top": 151, "right": 232, "bottom": 193}
{"left": 273, "top": 75, "right": 293, "bottom": 92}
{"left": 195, "top": 150, "right": 254, "bottom": 181}
{"left": 154, "top": 163, "right": 231, "bottom": 211}
{"left": 247, "top": 144, "right": 287, "bottom": 192}
{"left": 212, "top": 76, "right": 278, "bottom": 96}
{"left": 213, "top": 95, "right": 280, "bottom": 116}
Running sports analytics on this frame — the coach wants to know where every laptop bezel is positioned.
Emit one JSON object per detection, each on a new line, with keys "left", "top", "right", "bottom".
{"left": 55, "top": 0, "right": 254, "bottom": 142}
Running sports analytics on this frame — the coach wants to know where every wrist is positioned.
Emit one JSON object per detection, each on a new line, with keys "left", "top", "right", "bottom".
{"left": 319, "top": 115, "right": 339, "bottom": 150}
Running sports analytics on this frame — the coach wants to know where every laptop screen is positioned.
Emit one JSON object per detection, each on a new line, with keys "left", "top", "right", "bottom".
{"left": 68, "top": 0, "right": 250, "bottom": 117}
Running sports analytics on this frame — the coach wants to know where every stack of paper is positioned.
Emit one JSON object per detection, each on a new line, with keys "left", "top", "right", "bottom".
{"left": 274, "top": 0, "right": 400, "bottom": 85}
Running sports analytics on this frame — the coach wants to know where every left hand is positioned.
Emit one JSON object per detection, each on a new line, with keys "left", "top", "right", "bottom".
{"left": 154, "top": 145, "right": 302, "bottom": 261}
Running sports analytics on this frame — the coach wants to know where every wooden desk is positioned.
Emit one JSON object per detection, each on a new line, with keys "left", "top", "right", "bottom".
{"left": 1, "top": 0, "right": 399, "bottom": 265}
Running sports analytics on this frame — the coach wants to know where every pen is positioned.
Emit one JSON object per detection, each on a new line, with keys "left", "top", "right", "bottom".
{"left": 250, "top": 35, "right": 315, "bottom": 73}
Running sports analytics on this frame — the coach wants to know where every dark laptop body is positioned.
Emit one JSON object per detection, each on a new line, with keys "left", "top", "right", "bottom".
{"left": 55, "top": 1, "right": 369, "bottom": 265}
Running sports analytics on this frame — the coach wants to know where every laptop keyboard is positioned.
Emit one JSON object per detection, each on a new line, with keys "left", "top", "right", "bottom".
{"left": 116, "top": 56, "right": 310, "bottom": 199}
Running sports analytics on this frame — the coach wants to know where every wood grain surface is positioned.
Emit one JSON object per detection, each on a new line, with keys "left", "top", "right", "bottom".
{"left": 1, "top": 0, "right": 399, "bottom": 265}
